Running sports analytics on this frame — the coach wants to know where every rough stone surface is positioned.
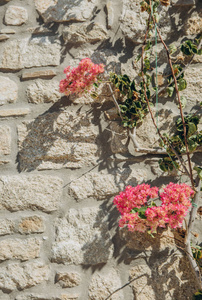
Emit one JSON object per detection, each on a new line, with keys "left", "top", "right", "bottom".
{"left": 15, "top": 294, "right": 79, "bottom": 300}
{"left": 0, "top": 37, "right": 60, "bottom": 70}
{"left": 0, "top": 108, "right": 30, "bottom": 117}
{"left": 0, "top": 175, "right": 63, "bottom": 212}
{"left": 51, "top": 207, "right": 114, "bottom": 265}
{"left": 0, "top": 261, "right": 50, "bottom": 292}
{"left": 0, "top": 34, "right": 9, "bottom": 41}
{"left": 26, "top": 80, "right": 61, "bottom": 104}
{"left": 21, "top": 70, "right": 56, "bottom": 81}
{"left": 181, "top": 66, "right": 202, "bottom": 104}
{"left": 0, "top": 76, "right": 18, "bottom": 105}
{"left": 18, "top": 216, "right": 45, "bottom": 234}
{"left": 55, "top": 272, "right": 81, "bottom": 288}
{"left": 63, "top": 23, "right": 108, "bottom": 44}
{"left": 185, "top": 12, "right": 202, "bottom": 35}
{"left": 0, "top": 28, "right": 16, "bottom": 34}
{"left": 4, "top": 6, "right": 28, "bottom": 26}
{"left": 106, "top": 1, "right": 114, "bottom": 29}
{"left": 0, "top": 237, "right": 41, "bottom": 261}
{"left": 0, "top": 126, "right": 11, "bottom": 155}
{"left": 34, "top": 0, "right": 99, "bottom": 23}
{"left": 17, "top": 110, "right": 99, "bottom": 171}
{"left": 0, "top": 219, "right": 14, "bottom": 236}
{"left": 88, "top": 269, "right": 124, "bottom": 300}
{"left": 69, "top": 168, "right": 147, "bottom": 201}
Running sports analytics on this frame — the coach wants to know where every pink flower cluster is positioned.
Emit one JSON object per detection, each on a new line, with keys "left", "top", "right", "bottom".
{"left": 59, "top": 58, "right": 104, "bottom": 96}
{"left": 113, "top": 183, "right": 194, "bottom": 233}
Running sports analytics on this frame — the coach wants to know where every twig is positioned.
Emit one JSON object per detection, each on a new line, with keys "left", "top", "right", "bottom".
{"left": 107, "top": 83, "right": 124, "bottom": 122}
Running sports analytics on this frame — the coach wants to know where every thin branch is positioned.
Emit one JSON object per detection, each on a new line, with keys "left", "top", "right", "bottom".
{"left": 108, "top": 83, "right": 124, "bottom": 122}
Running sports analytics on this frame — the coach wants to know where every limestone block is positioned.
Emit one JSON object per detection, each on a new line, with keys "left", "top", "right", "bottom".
{"left": 0, "top": 34, "right": 9, "bottom": 41}
{"left": 34, "top": 0, "right": 99, "bottom": 23}
{"left": 18, "top": 216, "right": 45, "bottom": 234}
{"left": 0, "top": 175, "right": 63, "bottom": 212}
{"left": 63, "top": 23, "right": 108, "bottom": 44}
{"left": 4, "top": 6, "right": 28, "bottom": 26}
{"left": 106, "top": 1, "right": 114, "bottom": 29}
{"left": 0, "top": 126, "right": 11, "bottom": 155}
{"left": 120, "top": 0, "right": 171, "bottom": 43}
{"left": 51, "top": 207, "right": 114, "bottom": 265}
{"left": 15, "top": 294, "right": 79, "bottom": 300}
{"left": 17, "top": 110, "right": 99, "bottom": 171}
{"left": 0, "top": 28, "right": 16, "bottom": 34}
{"left": 0, "top": 219, "right": 14, "bottom": 236}
{"left": 0, "top": 237, "right": 41, "bottom": 261}
{"left": 185, "top": 12, "right": 202, "bottom": 35}
{"left": 0, "top": 261, "right": 50, "bottom": 293}
{"left": 0, "top": 108, "right": 30, "bottom": 117}
{"left": 69, "top": 168, "right": 147, "bottom": 201}
{"left": 0, "top": 76, "right": 18, "bottom": 105}
{"left": 26, "top": 79, "right": 61, "bottom": 104}
{"left": 21, "top": 69, "right": 56, "bottom": 81}
{"left": 0, "top": 37, "right": 60, "bottom": 70}
{"left": 55, "top": 272, "right": 81, "bottom": 288}
{"left": 181, "top": 66, "right": 202, "bottom": 104}
{"left": 88, "top": 269, "right": 124, "bottom": 300}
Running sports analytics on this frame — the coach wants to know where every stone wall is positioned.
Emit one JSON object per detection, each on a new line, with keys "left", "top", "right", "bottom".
{"left": 0, "top": 0, "right": 201, "bottom": 299}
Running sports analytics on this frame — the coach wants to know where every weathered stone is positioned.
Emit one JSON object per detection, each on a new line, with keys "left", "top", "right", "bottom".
{"left": 21, "top": 70, "right": 56, "bottom": 81}
{"left": 0, "top": 37, "right": 60, "bottom": 70}
{"left": 18, "top": 216, "right": 45, "bottom": 234}
{"left": 120, "top": 0, "right": 171, "bottom": 43}
{"left": 0, "top": 175, "right": 63, "bottom": 212}
{"left": 106, "top": 1, "right": 114, "bottom": 29}
{"left": 51, "top": 207, "right": 114, "bottom": 265}
{"left": 0, "top": 159, "right": 10, "bottom": 165}
{"left": 26, "top": 80, "right": 61, "bottom": 104}
{"left": 0, "top": 28, "right": 16, "bottom": 34}
{"left": 17, "top": 110, "right": 99, "bottom": 171}
{"left": 0, "top": 219, "right": 14, "bottom": 236}
{"left": 181, "top": 66, "right": 202, "bottom": 105}
{"left": 0, "top": 108, "right": 30, "bottom": 117}
{"left": 55, "top": 272, "right": 81, "bottom": 288}
{"left": 129, "top": 254, "right": 197, "bottom": 299}
{"left": 0, "top": 76, "right": 18, "bottom": 105}
{"left": 88, "top": 269, "right": 124, "bottom": 300}
{"left": 69, "top": 169, "right": 147, "bottom": 201}
{"left": 4, "top": 6, "right": 28, "bottom": 26}
{"left": 185, "top": 12, "right": 202, "bottom": 35}
{"left": 63, "top": 23, "right": 108, "bottom": 44}
{"left": 34, "top": 0, "right": 99, "bottom": 23}
{"left": 15, "top": 294, "right": 79, "bottom": 300}
{"left": 110, "top": 122, "right": 128, "bottom": 154}
{"left": 0, "top": 237, "right": 41, "bottom": 261}
{"left": 0, "top": 261, "right": 50, "bottom": 293}
{"left": 0, "top": 126, "right": 11, "bottom": 155}
{"left": 0, "top": 34, "right": 9, "bottom": 41}
{"left": 172, "top": 0, "right": 195, "bottom": 6}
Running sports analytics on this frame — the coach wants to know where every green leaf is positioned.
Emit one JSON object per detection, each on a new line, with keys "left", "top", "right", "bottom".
{"left": 188, "top": 139, "right": 198, "bottom": 152}
{"left": 178, "top": 78, "right": 187, "bottom": 91}
{"left": 145, "top": 41, "right": 152, "bottom": 51}
{"left": 169, "top": 44, "right": 177, "bottom": 55}
{"left": 167, "top": 86, "right": 174, "bottom": 97}
{"left": 198, "top": 49, "right": 202, "bottom": 55}
{"left": 188, "top": 122, "right": 196, "bottom": 137}
{"left": 179, "top": 96, "right": 187, "bottom": 109}
{"left": 194, "top": 167, "right": 202, "bottom": 180}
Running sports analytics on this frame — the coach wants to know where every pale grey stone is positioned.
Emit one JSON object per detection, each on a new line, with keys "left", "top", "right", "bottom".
{"left": 0, "top": 34, "right": 9, "bottom": 41}
{"left": 18, "top": 216, "right": 45, "bottom": 234}
{"left": 51, "top": 207, "right": 114, "bottom": 265}
{"left": 0, "top": 28, "right": 16, "bottom": 34}
{"left": 0, "top": 76, "right": 18, "bottom": 105}
{"left": 34, "top": 0, "right": 99, "bottom": 23}
{"left": 106, "top": 1, "right": 114, "bottom": 29}
{"left": 0, "top": 175, "right": 63, "bottom": 212}
{"left": 0, "top": 37, "right": 60, "bottom": 70}
{"left": 181, "top": 66, "right": 202, "bottom": 105}
{"left": 88, "top": 269, "right": 124, "bottom": 300}
{"left": 63, "top": 23, "right": 108, "bottom": 44}
{"left": 55, "top": 272, "right": 81, "bottom": 288}
{"left": 0, "top": 126, "right": 11, "bottom": 155}
{"left": 185, "top": 12, "right": 202, "bottom": 35}
{"left": 17, "top": 110, "right": 99, "bottom": 171}
{"left": 0, "top": 108, "right": 30, "bottom": 117}
{"left": 0, "top": 261, "right": 50, "bottom": 292}
{"left": 0, "top": 237, "right": 41, "bottom": 261}
{"left": 0, "top": 219, "right": 14, "bottom": 236}
{"left": 4, "top": 6, "right": 28, "bottom": 26}
{"left": 26, "top": 80, "right": 61, "bottom": 104}
{"left": 16, "top": 294, "right": 79, "bottom": 300}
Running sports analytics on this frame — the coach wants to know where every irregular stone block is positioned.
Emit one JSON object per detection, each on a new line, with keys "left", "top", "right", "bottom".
{"left": 51, "top": 207, "right": 114, "bottom": 265}
{"left": 26, "top": 80, "right": 61, "bottom": 104}
{"left": 0, "top": 108, "right": 30, "bottom": 117}
{"left": 21, "top": 70, "right": 56, "bottom": 81}
{"left": 0, "top": 126, "right": 11, "bottom": 155}
{"left": 0, "top": 261, "right": 50, "bottom": 293}
{"left": 34, "top": 0, "right": 99, "bottom": 23}
{"left": 18, "top": 216, "right": 45, "bottom": 234}
{"left": 63, "top": 23, "right": 108, "bottom": 44}
{"left": 0, "top": 219, "right": 14, "bottom": 236}
{"left": 88, "top": 269, "right": 124, "bottom": 300}
{"left": 17, "top": 110, "right": 99, "bottom": 171}
{"left": 4, "top": 6, "right": 28, "bottom": 26}
{"left": 0, "top": 34, "right": 9, "bottom": 41}
{"left": 55, "top": 272, "right": 81, "bottom": 288}
{"left": 16, "top": 294, "right": 79, "bottom": 300}
{"left": 69, "top": 169, "right": 147, "bottom": 201}
{"left": 0, "top": 175, "right": 63, "bottom": 212}
{"left": 0, "top": 28, "right": 16, "bottom": 34}
{"left": 0, "top": 37, "right": 60, "bottom": 70}
{"left": 181, "top": 66, "right": 202, "bottom": 105}
{"left": 0, "top": 76, "right": 18, "bottom": 105}
{"left": 0, "top": 237, "right": 41, "bottom": 261}
{"left": 185, "top": 12, "right": 202, "bottom": 35}
{"left": 172, "top": 0, "right": 195, "bottom": 5}
{"left": 106, "top": 1, "right": 114, "bottom": 29}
